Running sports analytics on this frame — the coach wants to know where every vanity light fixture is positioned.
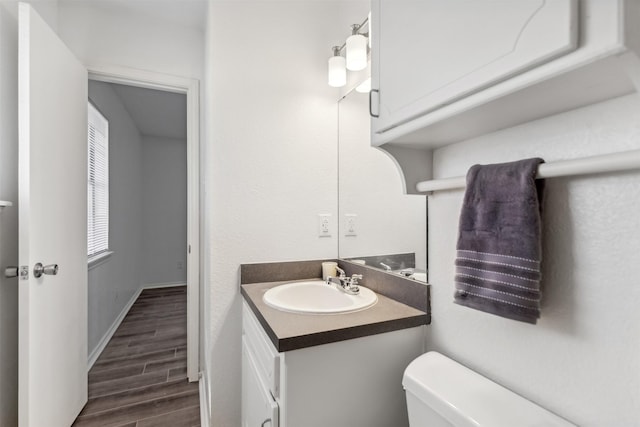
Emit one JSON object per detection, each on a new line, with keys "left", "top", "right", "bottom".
{"left": 328, "top": 46, "right": 347, "bottom": 87}
{"left": 346, "top": 24, "right": 368, "bottom": 71}
{"left": 327, "top": 15, "right": 369, "bottom": 88}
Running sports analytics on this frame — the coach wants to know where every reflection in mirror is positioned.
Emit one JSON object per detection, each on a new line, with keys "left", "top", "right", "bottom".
{"left": 337, "top": 90, "right": 428, "bottom": 282}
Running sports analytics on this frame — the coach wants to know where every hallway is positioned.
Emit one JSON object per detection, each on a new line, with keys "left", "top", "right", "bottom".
{"left": 73, "top": 286, "right": 200, "bottom": 427}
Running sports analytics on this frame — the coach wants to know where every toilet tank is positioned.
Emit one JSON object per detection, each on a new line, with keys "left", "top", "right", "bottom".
{"left": 402, "top": 352, "right": 576, "bottom": 427}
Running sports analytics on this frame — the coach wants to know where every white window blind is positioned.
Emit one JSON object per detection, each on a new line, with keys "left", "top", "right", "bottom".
{"left": 88, "top": 102, "right": 109, "bottom": 258}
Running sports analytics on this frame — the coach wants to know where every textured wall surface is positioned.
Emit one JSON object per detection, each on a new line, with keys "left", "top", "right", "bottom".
{"left": 427, "top": 94, "right": 640, "bottom": 426}
{"left": 58, "top": 1, "right": 202, "bottom": 80}
{"left": 206, "top": 3, "right": 343, "bottom": 424}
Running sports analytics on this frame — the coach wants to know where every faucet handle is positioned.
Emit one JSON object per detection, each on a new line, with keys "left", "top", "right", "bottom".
{"left": 350, "top": 274, "right": 363, "bottom": 286}
{"left": 336, "top": 266, "right": 346, "bottom": 278}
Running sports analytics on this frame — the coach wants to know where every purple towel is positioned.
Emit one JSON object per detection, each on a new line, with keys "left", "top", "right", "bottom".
{"left": 454, "top": 158, "right": 545, "bottom": 324}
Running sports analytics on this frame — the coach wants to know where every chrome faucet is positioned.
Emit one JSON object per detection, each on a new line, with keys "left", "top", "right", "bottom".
{"left": 326, "top": 266, "right": 363, "bottom": 295}
{"left": 380, "top": 262, "right": 392, "bottom": 271}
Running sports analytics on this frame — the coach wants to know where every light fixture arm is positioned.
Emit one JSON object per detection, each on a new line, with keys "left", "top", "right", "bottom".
{"left": 352, "top": 16, "right": 369, "bottom": 35}
{"left": 330, "top": 15, "right": 370, "bottom": 57}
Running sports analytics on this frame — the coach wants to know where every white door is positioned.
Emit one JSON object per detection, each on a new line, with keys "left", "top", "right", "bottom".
{"left": 18, "top": 3, "right": 88, "bottom": 426}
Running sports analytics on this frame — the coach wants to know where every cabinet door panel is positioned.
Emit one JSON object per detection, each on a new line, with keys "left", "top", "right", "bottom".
{"left": 243, "top": 303, "right": 280, "bottom": 398}
{"left": 373, "top": 0, "right": 577, "bottom": 134}
{"left": 242, "top": 338, "right": 279, "bottom": 427}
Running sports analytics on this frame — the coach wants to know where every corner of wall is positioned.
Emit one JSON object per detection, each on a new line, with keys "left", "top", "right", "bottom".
{"left": 198, "top": 1, "right": 214, "bottom": 425}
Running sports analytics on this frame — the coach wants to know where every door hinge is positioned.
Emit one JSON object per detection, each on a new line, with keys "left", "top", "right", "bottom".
{"left": 20, "top": 266, "right": 29, "bottom": 280}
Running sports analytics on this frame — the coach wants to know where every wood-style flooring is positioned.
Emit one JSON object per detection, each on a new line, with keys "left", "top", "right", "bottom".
{"left": 73, "top": 286, "right": 200, "bottom": 427}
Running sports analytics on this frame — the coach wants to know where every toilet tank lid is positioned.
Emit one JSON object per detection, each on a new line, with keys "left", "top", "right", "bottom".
{"left": 402, "top": 352, "right": 576, "bottom": 427}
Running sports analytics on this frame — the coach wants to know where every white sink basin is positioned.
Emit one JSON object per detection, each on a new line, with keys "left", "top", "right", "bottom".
{"left": 263, "top": 280, "right": 378, "bottom": 314}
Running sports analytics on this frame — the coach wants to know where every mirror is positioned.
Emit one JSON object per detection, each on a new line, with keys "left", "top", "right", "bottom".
{"left": 337, "top": 89, "right": 428, "bottom": 281}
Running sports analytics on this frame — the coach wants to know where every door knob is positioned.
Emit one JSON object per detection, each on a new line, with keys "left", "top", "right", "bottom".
{"left": 33, "top": 263, "right": 58, "bottom": 278}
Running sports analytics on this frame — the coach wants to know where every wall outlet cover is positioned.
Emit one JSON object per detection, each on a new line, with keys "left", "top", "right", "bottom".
{"left": 318, "top": 213, "right": 332, "bottom": 237}
{"left": 345, "top": 214, "right": 357, "bottom": 236}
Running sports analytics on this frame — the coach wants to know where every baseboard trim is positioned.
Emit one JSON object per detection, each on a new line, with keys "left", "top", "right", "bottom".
{"left": 199, "top": 372, "right": 210, "bottom": 427}
{"left": 87, "top": 287, "right": 143, "bottom": 370}
{"left": 142, "top": 281, "right": 187, "bottom": 289}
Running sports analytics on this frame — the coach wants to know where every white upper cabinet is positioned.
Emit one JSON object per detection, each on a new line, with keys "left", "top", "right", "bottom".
{"left": 372, "top": 0, "right": 577, "bottom": 134}
{"left": 371, "top": 0, "right": 640, "bottom": 149}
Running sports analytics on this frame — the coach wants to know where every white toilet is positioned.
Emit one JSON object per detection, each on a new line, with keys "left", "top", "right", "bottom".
{"left": 402, "top": 352, "right": 576, "bottom": 427}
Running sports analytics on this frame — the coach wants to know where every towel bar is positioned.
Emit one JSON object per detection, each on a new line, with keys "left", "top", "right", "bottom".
{"left": 416, "top": 149, "right": 640, "bottom": 193}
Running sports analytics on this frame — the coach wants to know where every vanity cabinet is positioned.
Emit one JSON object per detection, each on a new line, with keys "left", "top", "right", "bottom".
{"left": 242, "top": 302, "right": 425, "bottom": 427}
{"left": 370, "top": 0, "right": 640, "bottom": 151}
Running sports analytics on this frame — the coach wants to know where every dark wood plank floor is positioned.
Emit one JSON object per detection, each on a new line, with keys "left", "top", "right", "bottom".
{"left": 73, "top": 286, "right": 200, "bottom": 427}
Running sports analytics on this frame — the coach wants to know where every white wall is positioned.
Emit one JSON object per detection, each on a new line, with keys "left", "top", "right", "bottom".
{"left": 206, "top": 2, "right": 342, "bottom": 424}
{"left": 427, "top": 94, "right": 640, "bottom": 426}
{"left": 141, "top": 135, "right": 187, "bottom": 287}
{"left": 338, "top": 91, "right": 427, "bottom": 269}
{"left": 87, "top": 81, "right": 144, "bottom": 356}
{"left": 57, "top": 1, "right": 203, "bottom": 80}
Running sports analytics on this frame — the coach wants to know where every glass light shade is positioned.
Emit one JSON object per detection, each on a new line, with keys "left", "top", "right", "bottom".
{"left": 346, "top": 34, "right": 367, "bottom": 71}
{"left": 355, "top": 77, "right": 371, "bottom": 93}
{"left": 328, "top": 55, "right": 346, "bottom": 87}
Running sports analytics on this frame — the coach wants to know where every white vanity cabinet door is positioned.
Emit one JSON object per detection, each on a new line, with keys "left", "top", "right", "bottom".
{"left": 242, "top": 337, "right": 279, "bottom": 427}
{"left": 243, "top": 302, "right": 281, "bottom": 397}
{"left": 371, "top": 0, "right": 577, "bottom": 139}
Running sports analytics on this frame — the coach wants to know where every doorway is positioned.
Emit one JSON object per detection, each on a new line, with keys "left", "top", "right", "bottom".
{"left": 87, "top": 67, "right": 200, "bottom": 382}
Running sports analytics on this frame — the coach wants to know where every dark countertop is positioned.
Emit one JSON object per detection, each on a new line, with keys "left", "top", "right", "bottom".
{"left": 241, "top": 279, "right": 429, "bottom": 352}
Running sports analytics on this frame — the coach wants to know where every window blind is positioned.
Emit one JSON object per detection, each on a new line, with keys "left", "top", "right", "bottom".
{"left": 88, "top": 102, "right": 109, "bottom": 258}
